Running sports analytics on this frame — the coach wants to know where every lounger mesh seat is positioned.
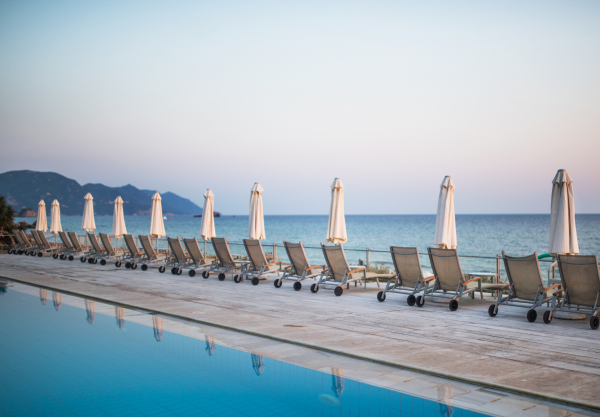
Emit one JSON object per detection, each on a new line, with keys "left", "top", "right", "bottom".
{"left": 552, "top": 254, "right": 600, "bottom": 330}
{"left": 97, "top": 233, "right": 125, "bottom": 265}
{"left": 166, "top": 237, "right": 192, "bottom": 275}
{"left": 427, "top": 247, "right": 507, "bottom": 311}
{"left": 377, "top": 247, "right": 435, "bottom": 305}
{"left": 314, "top": 243, "right": 366, "bottom": 296}
{"left": 489, "top": 251, "right": 561, "bottom": 322}
{"left": 277, "top": 241, "right": 325, "bottom": 291}
{"left": 138, "top": 235, "right": 169, "bottom": 272}
{"left": 239, "top": 239, "right": 282, "bottom": 285}
{"left": 183, "top": 237, "right": 214, "bottom": 277}
{"left": 86, "top": 233, "right": 106, "bottom": 264}
{"left": 68, "top": 232, "right": 93, "bottom": 262}
{"left": 202, "top": 238, "right": 248, "bottom": 281}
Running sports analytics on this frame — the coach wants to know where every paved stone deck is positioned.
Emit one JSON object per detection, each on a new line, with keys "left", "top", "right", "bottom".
{"left": 1, "top": 255, "right": 599, "bottom": 412}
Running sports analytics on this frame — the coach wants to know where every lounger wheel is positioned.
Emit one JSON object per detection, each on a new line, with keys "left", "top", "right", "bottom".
{"left": 68, "top": 255, "right": 74, "bottom": 261}
{"left": 88, "top": 258, "right": 94, "bottom": 264}
{"left": 202, "top": 271, "right": 210, "bottom": 279}
{"left": 590, "top": 316, "right": 599, "bottom": 330}
{"left": 406, "top": 294, "right": 416, "bottom": 306}
{"left": 543, "top": 311, "right": 552, "bottom": 324}
{"left": 334, "top": 286, "right": 343, "bottom": 296}
{"left": 158, "top": 265, "right": 165, "bottom": 273}
{"left": 449, "top": 299, "right": 458, "bottom": 311}
{"left": 233, "top": 275, "right": 242, "bottom": 283}
{"left": 488, "top": 304, "right": 498, "bottom": 317}
{"left": 218, "top": 273, "right": 226, "bottom": 281}
{"left": 8, "top": 249, "right": 13, "bottom": 254}
{"left": 377, "top": 291, "right": 386, "bottom": 302}
{"left": 38, "top": 252, "right": 43, "bottom": 257}
{"left": 53, "top": 253, "right": 59, "bottom": 259}
{"left": 293, "top": 281, "right": 302, "bottom": 291}
{"left": 115, "top": 260, "right": 121, "bottom": 268}
{"left": 125, "top": 262, "right": 131, "bottom": 269}
{"left": 171, "top": 267, "right": 176, "bottom": 275}
{"left": 188, "top": 269, "right": 196, "bottom": 277}
{"left": 416, "top": 296, "right": 425, "bottom": 307}
{"left": 131, "top": 262, "right": 137, "bottom": 270}
{"left": 81, "top": 257, "right": 87, "bottom": 263}
{"left": 252, "top": 277, "right": 259, "bottom": 286}
{"left": 60, "top": 254, "right": 67, "bottom": 260}
{"left": 526, "top": 309, "right": 537, "bottom": 322}
{"left": 177, "top": 268, "right": 183, "bottom": 275}
{"left": 310, "top": 283, "right": 319, "bottom": 293}
{"left": 100, "top": 259, "right": 107, "bottom": 266}
{"left": 274, "top": 279, "right": 282, "bottom": 288}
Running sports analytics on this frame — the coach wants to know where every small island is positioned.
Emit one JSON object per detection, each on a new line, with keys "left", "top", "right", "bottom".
{"left": 194, "top": 211, "right": 220, "bottom": 218}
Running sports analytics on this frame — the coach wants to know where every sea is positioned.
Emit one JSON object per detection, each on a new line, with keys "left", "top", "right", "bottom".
{"left": 16, "top": 214, "right": 600, "bottom": 279}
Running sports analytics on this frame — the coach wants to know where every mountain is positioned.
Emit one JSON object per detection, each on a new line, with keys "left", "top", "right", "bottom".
{"left": 0, "top": 170, "right": 202, "bottom": 216}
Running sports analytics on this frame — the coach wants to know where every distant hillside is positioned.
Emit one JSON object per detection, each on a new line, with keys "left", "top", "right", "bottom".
{"left": 0, "top": 170, "right": 202, "bottom": 216}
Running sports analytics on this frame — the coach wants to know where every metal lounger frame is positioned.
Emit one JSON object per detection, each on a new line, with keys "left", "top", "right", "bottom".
{"left": 206, "top": 238, "right": 248, "bottom": 279}
{"left": 315, "top": 243, "right": 367, "bottom": 292}
{"left": 381, "top": 247, "right": 434, "bottom": 299}
{"left": 240, "top": 239, "right": 282, "bottom": 281}
{"left": 280, "top": 241, "right": 325, "bottom": 284}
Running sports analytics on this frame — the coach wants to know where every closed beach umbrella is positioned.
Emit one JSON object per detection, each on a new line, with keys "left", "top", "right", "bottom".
{"left": 153, "top": 316, "right": 163, "bottom": 342}
{"left": 115, "top": 307, "right": 125, "bottom": 329}
{"left": 112, "top": 196, "right": 127, "bottom": 237}
{"left": 434, "top": 176, "right": 457, "bottom": 249}
{"left": 326, "top": 178, "right": 347, "bottom": 244}
{"left": 85, "top": 300, "right": 95, "bottom": 325}
{"left": 205, "top": 335, "right": 216, "bottom": 356}
{"left": 200, "top": 189, "right": 216, "bottom": 241}
{"left": 251, "top": 353, "right": 265, "bottom": 376}
{"left": 82, "top": 193, "right": 96, "bottom": 232}
{"left": 249, "top": 183, "right": 265, "bottom": 240}
{"left": 549, "top": 169, "right": 579, "bottom": 255}
{"left": 36, "top": 200, "right": 47, "bottom": 232}
{"left": 150, "top": 192, "right": 166, "bottom": 238}
{"left": 53, "top": 292, "right": 62, "bottom": 311}
{"left": 50, "top": 200, "right": 62, "bottom": 239}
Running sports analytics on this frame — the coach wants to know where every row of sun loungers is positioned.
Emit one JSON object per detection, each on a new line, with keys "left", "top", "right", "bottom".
{"left": 8, "top": 231, "right": 600, "bottom": 330}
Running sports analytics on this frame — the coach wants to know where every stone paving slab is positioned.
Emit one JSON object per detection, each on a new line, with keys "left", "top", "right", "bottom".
{"left": 1, "top": 254, "right": 599, "bottom": 412}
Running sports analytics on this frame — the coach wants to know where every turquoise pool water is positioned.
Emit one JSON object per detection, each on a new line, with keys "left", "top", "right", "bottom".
{"left": 0, "top": 286, "right": 490, "bottom": 417}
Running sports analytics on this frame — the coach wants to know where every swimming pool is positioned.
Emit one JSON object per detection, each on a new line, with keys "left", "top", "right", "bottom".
{"left": 0, "top": 283, "right": 494, "bottom": 417}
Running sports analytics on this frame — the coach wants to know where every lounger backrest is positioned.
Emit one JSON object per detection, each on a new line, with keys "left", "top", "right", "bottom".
{"left": 557, "top": 254, "right": 600, "bottom": 307}
{"left": 284, "top": 241, "right": 310, "bottom": 276}
{"left": 99, "top": 233, "right": 114, "bottom": 253}
{"left": 23, "top": 231, "right": 34, "bottom": 245}
{"left": 124, "top": 234, "right": 139, "bottom": 257}
{"left": 88, "top": 233, "right": 104, "bottom": 253}
{"left": 502, "top": 251, "right": 545, "bottom": 301}
{"left": 211, "top": 238, "right": 233, "bottom": 266}
{"left": 428, "top": 248, "right": 464, "bottom": 291}
{"left": 139, "top": 235, "right": 157, "bottom": 257}
{"left": 13, "top": 231, "right": 24, "bottom": 245}
{"left": 390, "top": 247, "right": 423, "bottom": 288}
{"left": 167, "top": 237, "right": 186, "bottom": 262}
{"left": 31, "top": 230, "right": 43, "bottom": 246}
{"left": 244, "top": 239, "right": 267, "bottom": 270}
{"left": 39, "top": 232, "right": 52, "bottom": 248}
{"left": 183, "top": 238, "right": 205, "bottom": 264}
{"left": 59, "top": 231, "right": 73, "bottom": 249}
{"left": 68, "top": 232, "right": 82, "bottom": 250}
{"left": 321, "top": 243, "right": 351, "bottom": 281}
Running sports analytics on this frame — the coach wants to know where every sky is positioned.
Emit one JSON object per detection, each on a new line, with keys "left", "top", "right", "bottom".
{"left": 0, "top": 0, "right": 599, "bottom": 215}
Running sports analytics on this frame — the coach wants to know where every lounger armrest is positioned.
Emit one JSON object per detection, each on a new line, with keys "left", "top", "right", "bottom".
{"left": 347, "top": 267, "right": 366, "bottom": 275}
{"left": 283, "top": 265, "right": 293, "bottom": 270}
{"left": 306, "top": 264, "right": 326, "bottom": 271}
{"left": 462, "top": 277, "right": 482, "bottom": 286}
{"left": 419, "top": 275, "right": 435, "bottom": 282}
{"left": 553, "top": 288, "right": 564, "bottom": 296}
{"left": 544, "top": 284, "right": 562, "bottom": 293}
{"left": 264, "top": 261, "right": 282, "bottom": 267}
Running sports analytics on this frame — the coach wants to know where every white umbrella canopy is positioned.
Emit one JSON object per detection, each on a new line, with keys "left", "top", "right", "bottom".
{"left": 49, "top": 200, "right": 62, "bottom": 235}
{"left": 434, "top": 176, "right": 457, "bottom": 249}
{"left": 249, "top": 183, "right": 265, "bottom": 240}
{"left": 36, "top": 200, "right": 47, "bottom": 232}
{"left": 200, "top": 189, "right": 216, "bottom": 241}
{"left": 111, "top": 196, "right": 127, "bottom": 238}
{"left": 549, "top": 169, "right": 579, "bottom": 255}
{"left": 82, "top": 193, "right": 96, "bottom": 232}
{"left": 326, "top": 178, "right": 347, "bottom": 244}
{"left": 150, "top": 192, "right": 166, "bottom": 238}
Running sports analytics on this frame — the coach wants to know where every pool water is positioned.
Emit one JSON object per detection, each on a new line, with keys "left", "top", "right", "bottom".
{"left": 0, "top": 286, "right": 491, "bottom": 417}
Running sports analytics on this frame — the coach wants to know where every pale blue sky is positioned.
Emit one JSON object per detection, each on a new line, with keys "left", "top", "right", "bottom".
{"left": 1, "top": 0, "right": 599, "bottom": 214}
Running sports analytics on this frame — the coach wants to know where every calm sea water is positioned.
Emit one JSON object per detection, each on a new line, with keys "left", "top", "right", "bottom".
{"left": 17, "top": 214, "right": 600, "bottom": 276}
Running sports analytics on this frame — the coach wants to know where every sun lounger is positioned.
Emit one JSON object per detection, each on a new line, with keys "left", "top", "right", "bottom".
{"left": 427, "top": 248, "right": 508, "bottom": 311}
{"left": 202, "top": 237, "right": 249, "bottom": 281}
{"left": 54, "top": 231, "right": 75, "bottom": 260}
{"left": 68, "top": 232, "right": 93, "bottom": 262}
{"left": 376, "top": 247, "right": 435, "bottom": 305}
{"left": 32, "top": 230, "right": 61, "bottom": 257}
{"left": 28, "top": 230, "right": 44, "bottom": 255}
{"left": 96, "top": 233, "right": 125, "bottom": 265}
{"left": 546, "top": 254, "right": 600, "bottom": 330}
{"left": 237, "top": 239, "right": 282, "bottom": 285}
{"left": 313, "top": 243, "right": 366, "bottom": 296}
{"left": 166, "top": 237, "right": 193, "bottom": 275}
{"left": 119, "top": 234, "right": 146, "bottom": 269}
{"left": 138, "top": 235, "right": 169, "bottom": 272}
{"left": 11, "top": 230, "right": 32, "bottom": 255}
{"left": 276, "top": 241, "right": 325, "bottom": 291}
{"left": 182, "top": 237, "right": 215, "bottom": 277}
{"left": 488, "top": 251, "right": 561, "bottom": 322}
{"left": 85, "top": 232, "right": 107, "bottom": 264}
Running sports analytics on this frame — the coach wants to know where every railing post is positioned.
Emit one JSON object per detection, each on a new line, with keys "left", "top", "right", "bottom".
{"left": 273, "top": 243, "right": 277, "bottom": 261}
{"left": 496, "top": 255, "right": 500, "bottom": 284}
{"left": 366, "top": 247, "right": 370, "bottom": 270}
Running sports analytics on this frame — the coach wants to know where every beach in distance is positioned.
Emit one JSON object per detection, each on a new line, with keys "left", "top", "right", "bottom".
{"left": 20, "top": 214, "right": 600, "bottom": 275}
